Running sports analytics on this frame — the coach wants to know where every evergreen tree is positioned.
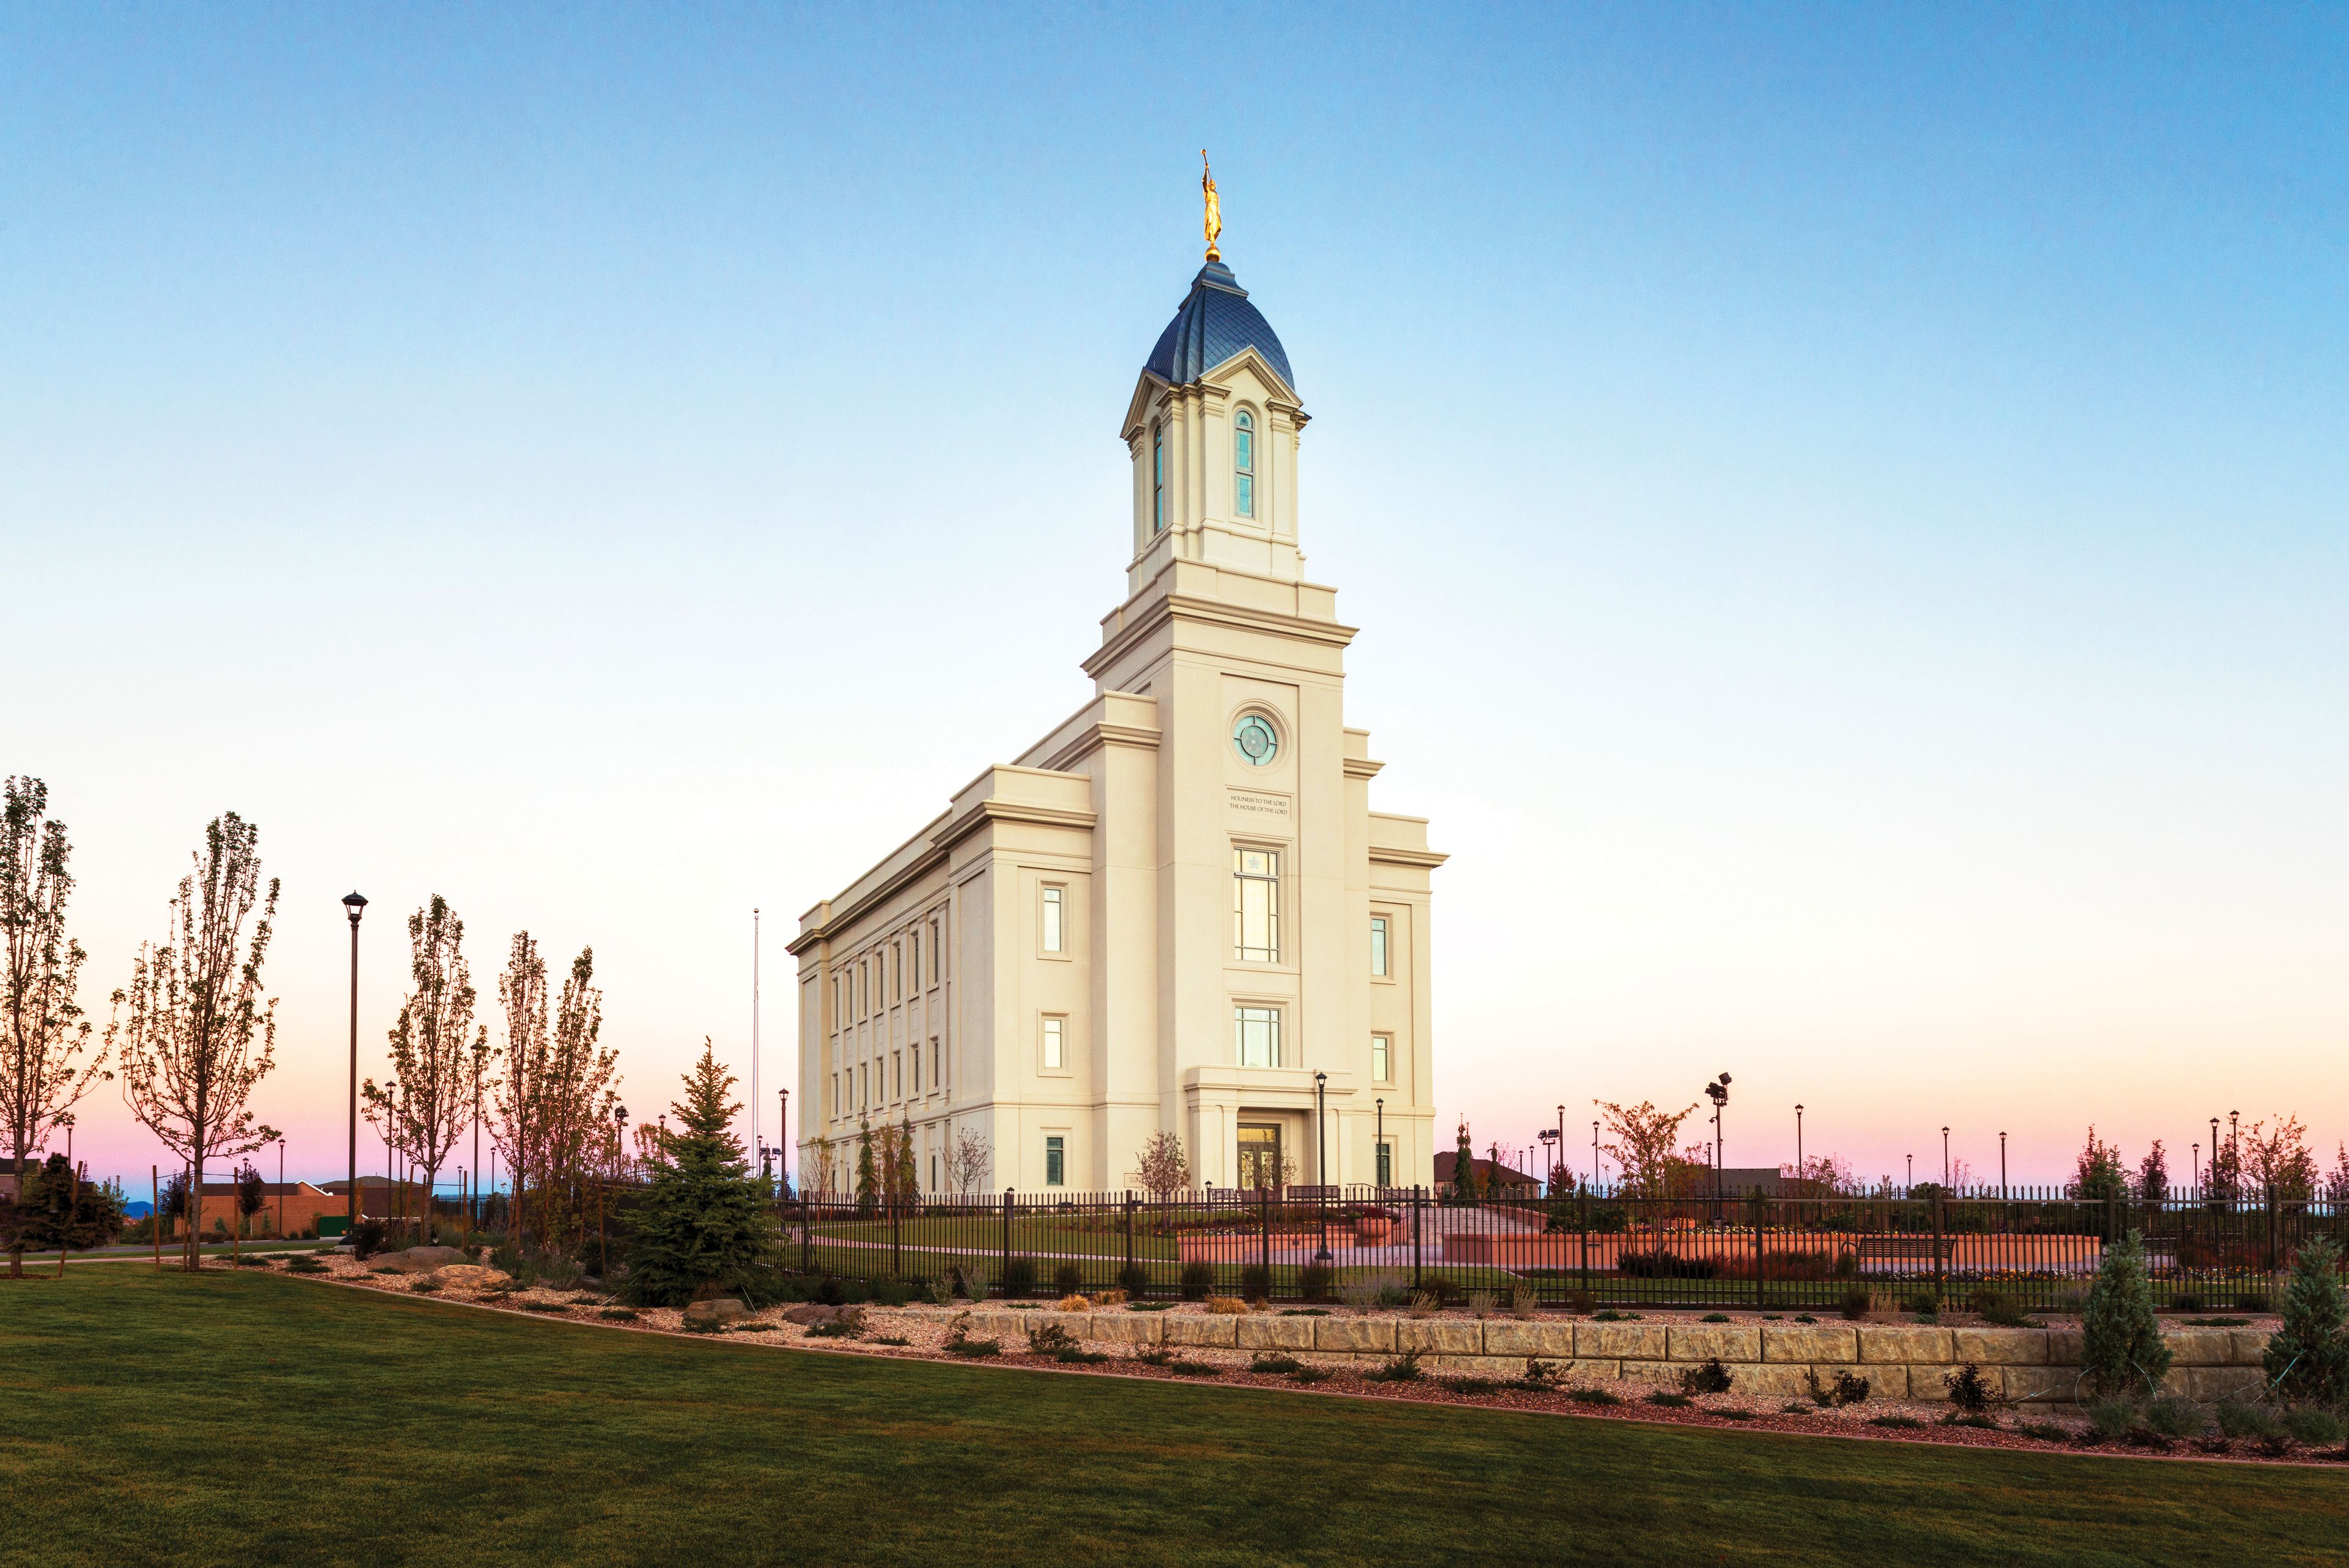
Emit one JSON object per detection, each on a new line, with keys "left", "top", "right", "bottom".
{"left": 2080, "top": 1229, "right": 2171, "bottom": 1399}
{"left": 896, "top": 1113, "right": 919, "bottom": 1202}
{"left": 2265, "top": 1236, "right": 2349, "bottom": 1409}
{"left": 1449, "top": 1121, "right": 1480, "bottom": 1205}
{"left": 618, "top": 1040, "right": 776, "bottom": 1306}
{"left": 855, "top": 1118, "right": 878, "bottom": 1213}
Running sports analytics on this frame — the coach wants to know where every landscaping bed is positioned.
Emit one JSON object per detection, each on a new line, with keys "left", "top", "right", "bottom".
{"left": 251, "top": 1250, "right": 2337, "bottom": 1465}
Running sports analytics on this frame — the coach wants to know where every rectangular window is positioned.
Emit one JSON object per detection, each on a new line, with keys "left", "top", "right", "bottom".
{"left": 908, "top": 930, "right": 919, "bottom": 992}
{"left": 1371, "top": 1033, "right": 1392, "bottom": 1084}
{"left": 1045, "top": 1135, "right": 1066, "bottom": 1187}
{"left": 1234, "top": 1005, "right": 1281, "bottom": 1068}
{"left": 930, "top": 1038, "right": 940, "bottom": 1092}
{"left": 892, "top": 1052, "right": 901, "bottom": 1101}
{"left": 910, "top": 1046, "right": 919, "bottom": 1094}
{"left": 1233, "top": 848, "right": 1280, "bottom": 962}
{"left": 930, "top": 918, "right": 942, "bottom": 984}
{"left": 1042, "top": 1015, "right": 1066, "bottom": 1070}
{"left": 859, "top": 1063, "right": 868, "bottom": 1107}
{"left": 1042, "top": 885, "right": 1065, "bottom": 953}
{"left": 1376, "top": 1141, "right": 1393, "bottom": 1187}
{"left": 1151, "top": 425, "right": 1165, "bottom": 533}
{"left": 930, "top": 1153, "right": 938, "bottom": 1191}
{"left": 1371, "top": 915, "right": 1390, "bottom": 978}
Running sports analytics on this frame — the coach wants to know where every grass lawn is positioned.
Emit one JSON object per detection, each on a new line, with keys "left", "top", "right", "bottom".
{"left": 4, "top": 1269, "right": 2345, "bottom": 1567}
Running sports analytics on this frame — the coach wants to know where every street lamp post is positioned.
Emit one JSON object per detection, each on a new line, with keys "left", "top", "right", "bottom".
{"left": 2000, "top": 1131, "right": 2008, "bottom": 1200}
{"left": 1375, "top": 1097, "right": 1386, "bottom": 1189}
{"left": 1906, "top": 1154, "right": 1913, "bottom": 1194}
{"left": 1795, "top": 1104, "right": 1804, "bottom": 1186}
{"left": 1313, "top": 1071, "right": 1331, "bottom": 1264}
{"left": 1592, "top": 1120, "right": 1600, "bottom": 1190}
{"left": 779, "top": 1087, "right": 789, "bottom": 1189}
{"left": 342, "top": 891, "right": 367, "bottom": 1236}
{"left": 1703, "top": 1074, "right": 1731, "bottom": 1216}
{"left": 1554, "top": 1104, "right": 1565, "bottom": 1187}
{"left": 277, "top": 1137, "right": 285, "bottom": 1238}
{"left": 1942, "top": 1127, "right": 1950, "bottom": 1189}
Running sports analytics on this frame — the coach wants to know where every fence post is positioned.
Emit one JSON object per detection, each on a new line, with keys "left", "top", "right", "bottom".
{"left": 1931, "top": 1192, "right": 1945, "bottom": 1309}
{"left": 1259, "top": 1183, "right": 1271, "bottom": 1293}
{"left": 1753, "top": 1190, "right": 1765, "bottom": 1313}
{"left": 1001, "top": 1186, "right": 1013, "bottom": 1287}
{"left": 1578, "top": 1186, "right": 1589, "bottom": 1301}
{"left": 1411, "top": 1184, "right": 1423, "bottom": 1291}
{"left": 800, "top": 1191, "right": 812, "bottom": 1276}
{"left": 1123, "top": 1191, "right": 1135, "bottom": 1287}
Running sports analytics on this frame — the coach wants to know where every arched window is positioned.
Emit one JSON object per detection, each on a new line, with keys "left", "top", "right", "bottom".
{"left": 1233, "top": 409, "right": 1256, "bottom": 519}
{"left": 1151, "top": 422, "right": 1166, "bottom": 533}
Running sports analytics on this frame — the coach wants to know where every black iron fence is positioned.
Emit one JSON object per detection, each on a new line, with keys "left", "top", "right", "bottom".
{"left": 782, "top": 1183, "right": 2348, "bottom": 1311}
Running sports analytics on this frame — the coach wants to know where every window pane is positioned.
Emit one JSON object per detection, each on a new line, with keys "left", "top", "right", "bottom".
{"left": 1043, "top": 886, "right": 1064, "bottom": 952}
{"left": 1234, "top": 428, "right": 1253, "bottom": 472}
{"left": 1373, "top": 1035, "right": 1390, "bottom": 1082}
{"left": 1044, "top": 1016, "right": 1064, "bottom": 1069}
{"left": 1234, "top": 1005, "right": 1281, "bottom": 1068}
{"left": 1233, "top": 849, "right": 1280, "bottom": 961}
{"left": 1371, "top": 915, "right": 1389, "bottom": 977}
{"left": 1234, "top": 473, "right": 1254, "bottom": 519}
{"left": 1045, "top": 1136, "right": 1065, "bottom": 1186}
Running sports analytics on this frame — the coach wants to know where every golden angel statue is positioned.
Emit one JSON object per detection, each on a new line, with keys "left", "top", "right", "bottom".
{"left": 1201, "top": 150, "right": 1222, "bottom": 261}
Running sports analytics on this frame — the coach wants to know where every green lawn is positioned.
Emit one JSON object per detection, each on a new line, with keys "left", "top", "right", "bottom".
{"left": 3, "top": 1269, "right": 2345, "bottom": 1567}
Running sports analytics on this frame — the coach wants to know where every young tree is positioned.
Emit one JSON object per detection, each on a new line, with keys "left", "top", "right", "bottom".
{"left": 235, "top": 1159, "right": 266, "bottom": 1243}
{"left": 1594, "top": 1099, "right": 1702, "bottom": 1198}
{"left": 488, "top": 931, "right": 548, "bottom": 1247}
{"left": 944, "top": 1125, "right": 990, "bottom": 1196}
{"left": 2241, "top": 1115, "right": 2318, "bottom": 1205}
{"left": 620, "top": 1040, "right": 776, "bottom": 1306}
{"left": 2, "top": 778, "right": 110, "bottom": 1278}
{"left": 113, "top": 812, "right": 281, "bottom": 1271}
{"left": 854, "top": 1117, "right": 878, "bottom": 1213}
{"left": 363, "top": 896, "right": 484, "bottom": 1244}
{"left": 2134, "top": 1141, "right": 2170, "bottom": 1205}
{"left": 1448, "top": 1120, "right": 1480, "bottom": 1203}
{"left": 540, "top": 947, "right": 618, "bottom": 1249}
{"left": 891, "top": 1113, "right": 919, "bottom": 1203}
{"left": 1778, "top": 1154, "right": 1854, "bottom": 1198}
{"left": 2080, "top": 1229, "right": 2171, "bottom": 1400}
{"left": 1131, "top": 1131, "right": 1191, "bottom": 1200}
{"left": 0, "top": 1154, "right": 124, "bottom": 1266}
{"left": 2265, "top": 1236, "right": 2348, "bottom": 1409}
{"left": 2070, "top": 1127, "right": 2128, "bottom": 1203}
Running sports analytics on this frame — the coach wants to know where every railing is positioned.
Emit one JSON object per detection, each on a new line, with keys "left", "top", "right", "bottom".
{"left": 779, "top": 1183, "right": 2349, "bottom": 1310}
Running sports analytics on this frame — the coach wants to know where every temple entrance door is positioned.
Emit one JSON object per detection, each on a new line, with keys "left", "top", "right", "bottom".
{"left": 1236, "top": 1123, "right": 1283, "bottom": 1194}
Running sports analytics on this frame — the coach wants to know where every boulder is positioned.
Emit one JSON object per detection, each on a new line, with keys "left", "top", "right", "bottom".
{"left": 373, "top": 1246, "right": 468, "bottom": 1274}
{"left": 434, "top": 1264, "right": 510, "bottom": 1289}
{"left": 782, "top": 1304, "right": 850, "bottom": 1327}
{"left": 685, "top": 1297, "right": 751, "bottom": 1327}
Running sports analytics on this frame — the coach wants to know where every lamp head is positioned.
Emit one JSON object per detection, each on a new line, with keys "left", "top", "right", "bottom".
{"left": 343, "top": 890, "right": 368, "bottom": 924}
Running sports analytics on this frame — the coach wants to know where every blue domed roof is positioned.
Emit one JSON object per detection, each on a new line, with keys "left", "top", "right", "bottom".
{"left": 1143, "top": 259, "right": 1295, "bottom": 394}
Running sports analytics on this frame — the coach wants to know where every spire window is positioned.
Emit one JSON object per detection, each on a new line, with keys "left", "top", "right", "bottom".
{"left": 1151, "top": 423, "right": 1166, "bottom": 534}
{"left": 1233, "top": 409, "right": 1256, "bottom": 519}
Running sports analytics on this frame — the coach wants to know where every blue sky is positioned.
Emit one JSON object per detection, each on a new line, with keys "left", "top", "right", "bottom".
{"left": 6, "top": 5, "right": 2343, "bottom": 1191}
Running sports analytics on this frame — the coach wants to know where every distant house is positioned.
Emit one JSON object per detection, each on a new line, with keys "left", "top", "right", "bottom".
{"left": 180, "top": 1180, "right": 344, "bottom": 1238}
{"left": 1431, "top": 1151, "right": 1537, "bottom": 1191}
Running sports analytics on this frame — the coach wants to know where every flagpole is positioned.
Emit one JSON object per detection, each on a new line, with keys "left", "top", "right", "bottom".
{"left": 751, "top": 907, "right": 762, "bottom": 1173}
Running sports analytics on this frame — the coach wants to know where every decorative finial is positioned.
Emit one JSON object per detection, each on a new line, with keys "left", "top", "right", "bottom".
{"left": 1201, "top": 149, "right": 1222, "bottom": 262}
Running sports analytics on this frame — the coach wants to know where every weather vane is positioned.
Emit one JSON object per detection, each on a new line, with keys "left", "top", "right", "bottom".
{"left": 1201, "top": 149, "right": 1222, "bottom": 262}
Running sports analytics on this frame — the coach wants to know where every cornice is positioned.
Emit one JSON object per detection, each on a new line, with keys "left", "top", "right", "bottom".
{"left": 1083, "top": 589, "right": 1357, "bottom": 680}
{"left": 1342, "top": 757, "right": 1385, "bottom": 780}
{"left": 935, "top": 797, "right": 1098, "bottom": 855}
{"left": 1036, "top": 718, "right": 1162, "bottom": 775}
{"left": 1367, "top": 845, "right": 1449, "bottom": 869}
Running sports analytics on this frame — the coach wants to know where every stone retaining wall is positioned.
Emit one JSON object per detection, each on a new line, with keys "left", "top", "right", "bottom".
{"left": 956, "top": 1311, "right": 2273, "bottom": 1405}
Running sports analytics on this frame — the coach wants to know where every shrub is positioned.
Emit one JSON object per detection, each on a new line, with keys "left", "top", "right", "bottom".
{"left": 2283, "top": 1406, "right": 2346, "bottom": 1450}
{"left": 1290, "top": 1366, "right": 1334, "bottom": 1385}
{"left": 871, "top": 1334, "right": 911, "bottom": 1347}
{"left": 1241, "top": 1264, "right": 1274, "bottom": 1302}
{"left": 1972, "top": 1289, "right": 2035, "bottom": 1328}
{"left": 944, "top": 1315, "right": 1000, "bottom": 1358}
{"left": 1466, "top": 1290, "right": 1496, "bottom": 1318}
{"left": 1204, "top": 1295, "right": 1248, "bottom": 1316}
{"left": 1250, "top": 1353, "right": 1304, "bottom": 1375}
{"left": 348, "top": 1218, "right": 388, "bottom": 1260}
{"left": 2170, "top": 1292, "right": 2205, "bottom": 1315}
{"left": 1868, "top": 1414, "right": 1923, "bottom": 1429}
{"left": 1804, "top": 1368, "right": 1869, "bottom": 1408}
{"left": 1906, "top": 1292, "right": 1939, "bottom": 1320}
{"left": 285, "top": 1257, "right": 327, "bottom": 1275}
{"left": 1568, "top": 1388, "right": 1622, "bottom": 1406}
{"left": 2083, "top": 1399, "right": 2139, "bottom": 1441}
{"left": 1053, "top": 1262, "right": 1084, "bottom": 1297}
{"left": 598, "top": 1307, "right": 641, "bottom": 1321}
{"left": 232, "top": 1255, "right": 273, "bottom": 1269}
{"left": 1297, "top": 1262, "right": 1334, "bottom": 1302}
{"left": 1839, "top": 1288, "right": 1872, "bottom": 1321}
{"left": 1368, "top": 1350, "right": 1423, "bottom": 1383}
{"left": 1092, "top": 1288, "right": 1127, "bottom": 1307}
{"left": 1001, "top": 1255, "right": 1039, "bottom": 1296}
{"left": 521, "top": 1300, "right": 570, "bottom": 1314}
{"left": 2145, "top": 1395, "right": 2202, "bottom": 1438}
{"left": 2235, "top": 1290, "right": 2271, "bottom": 1313}
{"left": 1419, "top": 1274, "right": 1464, "bottom": 1305}
{"left": 1563, "top": 1288, "right": 1596, "bottom": 1315}
{"left": 1166, "top": 1358, "right": 1225, "bottom": 1377}
{"left": 2080, "top": 1230, "right": 2171, "bottom": 1400}
{"left": 1131, "top": 1347, "right": 1176, "bottom": 1366}
{"left": 2216, "top": 1400, "right": 2284, "bottom": 1441}
{"left": 1375, "top": 1281, "right": 1413, "bottom": 1308}
{"left": 1023, "top": 1320, "right": 1075, "bottom": 1354}
{"left": 1592, "top": 1309, "right": 1641, "bottom": 1323}
{"left": 1115, "top": 1261, "right": 1149, "bottom": 1296}
{"left": 2264, "top": 1236, "right": 2349, "bottom": 1409}
{"left": 408, "top": 1279, "right": 441, "bottom": 1293}
{"left": 1405, "top": 1291, "right": 1439, "bottom": 1318}
{"left": 1051, "top": 1345, "right": 1110, "bottom": 1365}
{"left": 1701, "top": 1312, "right": 1730, "bottom": 1323}
{"left": 1679, "top": 1359, "right": 1733, "bottom": 1396}
{"left": 1444, "top": 1377, "right": 1504, "bottom": 1396}
{"left": 2017, "top": 1421, "right": 2073, "bottom": 1443}
{"left": 1507, "top": 1282, "right": 1538, "bottom": 1320}
{"left": 1053, "top": 1293, "right": 1090, "bottom": 1312}
{"left": 1619, "top": 1249, "right": 1715, "bottom": 1279}
{"left": 1943, "top": 1362, "right": 2003, "bottom": 1416}
{"left": 1644, "top": 1391, "right": 1691, "bottom": 1408}
{"left": 619, "top": 1045, "right": 779, "bottom": 1307}
{"left": 1519, "top": 1359, "right": 1559, "bottom": 1387}
{"left": 1178, "top": 1261, "right": 1214, "bottom": 1300}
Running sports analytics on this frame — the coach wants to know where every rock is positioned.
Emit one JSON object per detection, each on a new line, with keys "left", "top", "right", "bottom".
{"left": 685, "top": 1298, "right": 751, "bottom": 1326}
{"left": 371, "top": 1246, "right": 468, "bottom": 1274}
{"left": 434, "top": 1264, "right": 510, "bottom": 1288}
{"left": 782, "top": 1304, "right": 848, "bottom": 1327}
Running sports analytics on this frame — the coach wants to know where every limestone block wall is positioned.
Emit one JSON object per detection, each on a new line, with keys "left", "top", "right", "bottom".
{"left": 954, "top": 1311, "right": 2274, "bottom": 1406}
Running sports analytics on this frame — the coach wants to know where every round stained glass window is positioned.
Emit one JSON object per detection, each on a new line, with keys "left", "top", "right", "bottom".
{"left": 1233, "top": 713, "right": 1278, "bottom": 767}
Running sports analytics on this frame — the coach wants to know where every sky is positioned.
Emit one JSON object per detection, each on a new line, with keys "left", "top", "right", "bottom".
{"left": 5, "top": 4, "right": 2343, "bottom": 1197}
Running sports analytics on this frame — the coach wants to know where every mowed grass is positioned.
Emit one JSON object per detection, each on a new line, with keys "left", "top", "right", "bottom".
{"left": 3, "top": 1271, "right": 2345, "bottom": 1567}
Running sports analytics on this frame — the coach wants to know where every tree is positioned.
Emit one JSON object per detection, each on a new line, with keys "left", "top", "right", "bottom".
{"left": 619, "top": 1041, "right": 776, "bottom": 1306}
{"left": 1778, "top": 1154, "right": 1853, "bottom": 1198}
{"left": 2241, "top": 1115, "right": 2318, "bottom": 1205}
{"left": 1131, "top": 1131, "right": 1190, "bottom": 1200}
{"left": 541, "top": 947, "right": 618, "bottom": 1249}
{"left": 2080, "top": 1229, "right": 2171, "bottom": 1400}
{"left": 112, "top": 812, "right": 281, "bottom": 1271}
{"left": 1594, "top": 1099, "right": 1704, "bottom": 1198}
{"left": 235, "top": 1160, "right": 266, "bottom": 1244}
{"left": 1448, "top": 1120, "right": 1480, "bottom": 1204}
{"left": 854, "top": 1118, "right": 878, "bottom": 1213}
{"left": 0, "top": 1154, "right": 123, "bottom": 1266}
{"left": 944, "top": 1125, "right": 990, "bottom": 1196}
{"left": 363, "top": 896, "right": 484, "bottom": 1243}
{"left": 2265, "top": 1236, "right": 2349, "bottom": 1410}
{"left": 890, "top": 1113, "right": 919, "bottom": 1203}
{"left": 2071, "top": 1127, "right": 2128, "bottom": 1203}
{"left": 2135, "top": 1140, "right": 2170, "bottom": 1205}
{"left": 488, "top": 931, "right": 548, "bottom": 1247}
{"left": 2, "top": 778, "right": 110, "bottom": 1279}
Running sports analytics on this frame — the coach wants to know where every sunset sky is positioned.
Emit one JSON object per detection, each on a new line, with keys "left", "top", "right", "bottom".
{"left": 7, "top": 7, "right": 2343, "bottom": 1195}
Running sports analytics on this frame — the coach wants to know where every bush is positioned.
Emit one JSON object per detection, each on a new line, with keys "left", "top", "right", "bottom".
{"left": 2170, "top": 1292, "right": 2205, "bottom": 1315}
{"left": 2084, "top": 1399, "right": 2140, "bottom": 1441}
{"left": 1869, "top": 1414, "right": 1923, "bottom": 1429}
{"left": 1906, "top": 1292, "right": 1939, "bottom": 1319}
{"left": 1115, "top": 1261, "right": 1149, "bottom": 1296}
{"left": 1700, "top": 1312, "right": 1730, "bottom": 1324}
{"left": 1943, "top": 1363, "right": 2002, "bottom": 1415}
{"left": 349, "top": 1219, "right": 388, "bottom": 1260}
{"left": 1290, "top": 1366, "right": 1334, "bottom": 1385}
{"left": 2216, "top": 1400, "right": 2284, "bottom": 1441}
{"left": 1023, "top": 1320, "right": 1075, "bottom": 1354}
{"left": 1178, "top": 1261, "right": 1214, "bottom": 1300}
{"left": 1972, "top": 1289, "right": 2035, "bottom": 1328}
{"left": 598, "top": 1307, "right": 641, "bottom": 1321}
{"left": 1568, "top": 1388, "right": 1622, "bottom": 1406}
{"left": 2236, "top": 1290, "right": 2272, "bottom": 1313}
{"left": 1803, "top": 1368, "right": 1869, "bottom": 1408}
{"left": 285, "top": 1256, "right": 327, "bottom": 1275}
{"left": 1297, "top": 1261, "right": 1334, "bottom": 1302}
{"left": 1679, "top": 1359, "right": 1733, "bottom": 1396}
{"left": 2264, "top": 1236, "right": 2349, "bottom": 1409}
{"left": 1240, "top": 1264, "right": 1272, "bottom": 1301}
{"left": 1645, "top": 1391, "right": 1692, "bottom": 1408}
{"left": 1000, "top": 1255, "right": 1039, "bottom": 1296}
{"left": 1249, "top": 1353, "right": 1303, "bottom": 1375}
{"left": 619, "top": 1046, "right": 779, "bottom": 1306}
{"left": 1368, "top": 1350, "right": 1423, "bottom": 1383}
{"left": 2081, "top": 1230, "right": 2171, "bottom": 1399}
{"left": 2145, "top": 1395, "right": 2202, "bottom": 1438}
{"left": 1052, "top": 1262, "right": 1084, "bottom": 1297}
{"left": 1839, "top": 1287, "right": 1872, "bottom": 1321}
{"left": 2282, "top": 1406, "right": 2346, "bottom": 1450}
{"left": 1563, "top": 1288, "right": 1596, "bottom": 1315}
{"left": 1618, "top": 1249, "right": 1715, "bottom": 1279}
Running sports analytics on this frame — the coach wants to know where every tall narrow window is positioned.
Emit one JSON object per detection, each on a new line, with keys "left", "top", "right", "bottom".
{"left": 1234, "top": 1005, "right": 1281, "bottom": 1068}
{"left": 1151, "top": 422, "right": 1166, "bottom": 533}
{"left": 1233, "top": 848, "right": 1280, "bottom": 962}
{"left": 1042, "top": 885, "right": 1065, "bottom": 953}
{"left": 891, "top": 1052, "right": 901, "bottom": 1101}
{"left": 908, "top": 929, "right": 920, "bottom": 992}
{"left": 1371, "top": 1033, "right": 1392, "bottom": 1084}
{"left": 930, "top": 1039, "right": 940, "bottom": 1091}
{"left": 1233, "top": 409, "right": 1255, "bottom": 519}
{"left": 930, "top": 918, "right": 942, "bottom": 984}
{"left": 910, "top": 1046, "right": 920, "bottom": 1094}
{"left": 1371, "top": 915, "right": 1390, "bottom": 978}
{"left": 1045, "top": 1135, "right": 1066, "bottom": 1187}
{"left": 1042, "top": 1016, "right": 1066, "bottom": 1069}
{"left": 1376, "top": 1142, "right": 1393, "bottom": 1186}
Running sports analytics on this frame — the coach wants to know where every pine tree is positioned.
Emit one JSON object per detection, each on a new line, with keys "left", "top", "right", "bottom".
{"left": 618, "top": 1040, "right": 776, "bottom": 1307}
{"left": 855, "top": 1118, "right": 878, "bottom": 1213}
{"left": 2265, "top": 1236, "right": 2349, "bottom": 1408}
{"left": 896, "top": 1113, "right": 919, "bottom": 1202}
{"left": 1450, "top": 1121, "right": 1480, "bottom": 1205}
{"left": 2080, "top": 1229, "right": 2171, "bottom": 1399}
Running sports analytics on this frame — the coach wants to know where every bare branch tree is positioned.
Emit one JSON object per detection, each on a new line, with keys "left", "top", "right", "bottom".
{"left": 1129, "top": 1130, "right": 1190, "bottom": 1200}
{"left": 2, "top": 778, "right": 109, "bottom": 1278}
{"left": 113, "top": 812, "right": 281, "bottom": 1271}
{"left": 944, "top": 1124, "right": 991, "bottom": 1196}
{"left": 488, "top": 931, "right": 549, "bottom": 1249}
{"left": 362, "top": 896, "right": 483, "bottom": 1243}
